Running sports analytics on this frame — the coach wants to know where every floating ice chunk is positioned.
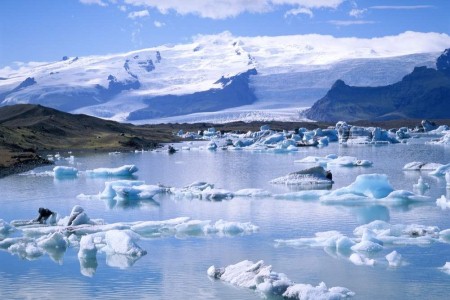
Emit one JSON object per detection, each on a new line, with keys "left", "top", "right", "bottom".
{"left": 294, "top": 155, "right": 329, "bottom": 165}
{"left": 201, "top": 188, "right": 234, "bottom": 200}
{"left": 403, "top": 161, "right": 443, "bottom": 171}
{"left": 351, "top": 240, "right": 383, "bottom": 253}
{"left": 275, "top": 231, "right": 345, "bottom": 249}
{"left": 429, "top": 163, "right": 450, "bottom": 176}
{"left": 207, "top": 260, "right": 354, "bottom": 299}
{"left": 36, "top": 232, "right": 68, "bottom": 251}
{"left": 100, "top": 180, "right": 146, "bottom": 198}
{"left": 234, "top": 189, "right": 272, "bottom": 197}
{"left": 85, "top": 165, "right": 138, "bottom": 177}
{"left": 439, "top": 229, "right": 450, "bottom": 243}
{"left": 130, "top": 217, "right": 191, "bottom": 237}
{"left": 427, "top": 133, "right": 450, "bottom": 145}
{"left": 446, "top": 172, "right": 450, "bottom": 188}
{"left": 385, "top": 251, "right": 403, "bottom": 267}
{"left": 336, "top": 236, "right": 356, "bottom": 254}
{"left": 207, "top": 141, "right": 218, "bottom": 150}
{"left": 113, "top": 184, "right": 167, "bottom": 200}
{"left": 104, "top": 230, "right": 146, "bottom": 257}
{"left": 349, "top": 253, "right": 375, "bottom": 266}
{"left": 327, "top": 156, "right": 373, "bottom": 167}
{"left": 53, "top": 166, "right": 78, "bottom": 178}
{"left": 269, "top": 166, "right": 333, "bottom": 186}
{"left": 208, "top": 220, "right": 259, "bottom": 236}
{"left": 436, "top": 195, "right": 450, "bottom": 210}
{"left": 413, "top": 176, "right": 430, "bottom": 194}
{"left": 327, "top": 174, "right": 393, "bottom": 199}
{"left": 78, "top": 233, "right": 100, "bottom": 260}
{"left": 0, "top": 219, "right": 14, "bottom": 236}
{"left": 439, "top": 262, "right": 450, "bottom": 275}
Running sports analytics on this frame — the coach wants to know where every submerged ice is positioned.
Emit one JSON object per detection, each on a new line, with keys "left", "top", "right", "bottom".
{"left": 275, "top": 219, "right": 448, "bottom": 268}
{"left": 207, "top": 260, "right": 354, "bottom": 299}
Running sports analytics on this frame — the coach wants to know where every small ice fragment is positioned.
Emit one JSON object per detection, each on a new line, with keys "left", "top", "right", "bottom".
{"left": 86, "top": 165, "right": 138, "bottom": 177}
{"left": 436, "top": 195, "right": 450, "bottom": 210}
{"left": 349, "top": 253, "right": 375, "bottom": 266}
{"left": 439, "top": 262, "right": 450, "bottom": 275}
{"left": 53, "top": 166, "right": 78, "bottom": 179}
{"left": 385, "top": 250, "right": 403, "bottom": 267}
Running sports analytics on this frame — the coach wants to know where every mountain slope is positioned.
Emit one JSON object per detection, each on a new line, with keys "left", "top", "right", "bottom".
{"left": 305, "top": 49, "right": 450, "bottom": 121}
{"left": 1, "top": 32, "right": 450, "bottom": 123}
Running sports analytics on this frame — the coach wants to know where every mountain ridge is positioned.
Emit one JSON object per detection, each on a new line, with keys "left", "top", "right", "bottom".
{"left": 305, "top": 49, "right": 450, "bottom": 122}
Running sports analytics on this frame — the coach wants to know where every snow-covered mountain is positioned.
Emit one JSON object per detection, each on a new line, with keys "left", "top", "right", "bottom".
{"left": 1, "top": 31, "right": 449, "bottom": 123}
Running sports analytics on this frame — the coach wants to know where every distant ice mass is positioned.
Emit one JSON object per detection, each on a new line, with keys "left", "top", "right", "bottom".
{"left": 207, "top": 260, "right": 354, "bottom": 299}
{"left": 436, "top": 195, "right": 450, "bottom": 210}
{"left": 295, "top": 154, "right": 373, "bottom": 167}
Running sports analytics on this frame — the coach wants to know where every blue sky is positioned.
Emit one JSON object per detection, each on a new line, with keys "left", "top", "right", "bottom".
{"left": 1, "top": 0, "right": 449, "bottom": 67}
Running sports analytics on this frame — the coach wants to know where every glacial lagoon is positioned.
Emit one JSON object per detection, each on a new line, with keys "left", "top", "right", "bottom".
{"left": 1, "top": 137, "right": 450, "bottom": 299}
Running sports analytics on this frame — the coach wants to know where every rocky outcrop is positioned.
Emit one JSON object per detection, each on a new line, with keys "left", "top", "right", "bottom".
{"left": 127, "top": 69, "right": 258, "bottom": 120}
{"left": 305, "top": 49, "right": 450, "bottom": 122}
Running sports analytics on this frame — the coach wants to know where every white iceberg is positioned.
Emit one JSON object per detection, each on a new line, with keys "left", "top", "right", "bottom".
{"left": 295, "top": 154, "right": 372, "bottom": 167}
{"left": 403, "top": 161, "right": 443, "bottom": 171}
{"left": 436, "top": 195, "right": 450, "bottom": 210}
{"left": 85, "top": 165, "right": 139, "bottom": 177}
{"left": 207, "top": 260, "right": 354, "bottom": 299}
{"left": 349, "top": 253, "right": 376, "bottom": 266}
{"left": 234, "top": 189, "right": 272, "bottom": 197}
{"left": 0, "top": 219, "right": 14, "bottom": 236}
{"left": 53, "top": 166, "right": 78, "bottom": 179}
{"left": 385, "top": 250, "right": 403, "bottom": 267}
{"left": 427, "top": 132, "right": 450, "bottom": 145}
{"left": 413, "top": 176, "right": 430, "bottom": 194}
{"left": 100, "top": 180, "right": 146, "bottom": 198}
{"left": 270, "top": 166, "right": 333, "bottom": 186}
{"left": 104, "top": 230, "right": 146, "bottom": 257}
{"left": 429, "top": 163, "right": 450, "bottom": 176}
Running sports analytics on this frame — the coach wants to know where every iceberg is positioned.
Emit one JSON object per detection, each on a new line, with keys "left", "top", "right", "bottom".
{"left": 385, "top": 251, "right": 403, "bottom": 267}
{"left": 234, "top": 189, "right": 272, "bottom": 197}
{"left": 85, "top": 165, "right": 139, "bottom": 177}
{"left": 295, "top": 154, "right": 372, "bottom": 167}
{"left": 349, "top": 253, "right": 375, "bottom": 266}
{"left": 269, "top": 166, "right": 333, "bottom": 186}
{"left": 403, "top": 161, "right": 443, "bottom": 171}
{"left": 0, "top": 219, "right": 14, "bottom": 237}
{"left": 413, "top": 176, "right": 430, "bottom": 194}
{"left": 429, "top": 163, "right": 450, "bottom": 176}
{"left": 53, "top": 166, "right": 78, "bottom": 179}
{"left": 104, "top": 230, "right": 146, "bottom": 257}
{"left": 207, "top": 260, "right": 354, "bottom": 299}
{"left": 436, "top": 195, "right": 450, "bottom": 210}
{"left": 427, "top": 132, "right": 450, "bottom": 145}
{"left": 100, "top": 180, "right": 146, "bottom": 198}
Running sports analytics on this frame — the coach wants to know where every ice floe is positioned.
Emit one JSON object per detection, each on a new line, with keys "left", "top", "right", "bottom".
{"left": 53, "top": 166, "right": 78, "bottom": 179}
{"left": 403, "top": 161, "right": 443, "bottom": 171}
{"left": 436, "top": 195, "right": 450, "bottom": 210}
{"left": 295, "top": 154, "right": 372, "bottom": 168}
{"left": 275, "top": 220, "right": 450, "bottom": 268}
{"left": 413, "top": 176, "right": 430, "bottom": 195}
{"left": 269, "top": 166, "right": 333, "bottom": 186}
{"left": 85, "top": 165, "right": 139, "bottom": 177}
{"left": 336, "top": 121, "right": 399, "bottom": 144}
{"left": 439, "top": 262, "right": 450, "bottom": 275}
{"left": 427, "top": 132, "right": 450, "bottom": 145}
{"left": 429, "top": 163, "right": 450, "bottom": 176}
{"left": 207, "top": 260, "right": 354, "bottom": 299}
{"left": 2, "top": 205, "right": 259, "bottom": 276}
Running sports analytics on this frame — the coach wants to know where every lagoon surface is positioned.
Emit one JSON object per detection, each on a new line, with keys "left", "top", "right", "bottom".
{"left": 1, "top": 137, "right": 450, "bottom": 299}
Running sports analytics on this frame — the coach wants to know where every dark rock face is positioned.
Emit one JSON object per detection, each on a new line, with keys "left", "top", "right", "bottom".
{"left": 305, "top": 49, "right": 450, "bottom": 122}
{"left": 127, "top": 69, "right": 258, "bottom": 120}
{"left": 12, "top": 77, "right": 36, "bottom": 92}
{"left": 436, "top": 48, "right": 450, "bottom": 76}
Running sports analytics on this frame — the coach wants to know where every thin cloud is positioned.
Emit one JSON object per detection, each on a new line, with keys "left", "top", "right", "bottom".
{"left": 128, "top": 10, "right": 150, "bottom": 19}
{"left": 154, "top": 21, "right": 165, "bottom": 27}
{"left": 329, "top": 20, "right": 376, "bottom": 26}
{"left": 122, "top": 0, "right": 347, "bottom": 19}
{"left": 349, "top": 8, "right": 366, "bottom": 18}
{"left": 79, "top": 0, "right": 108, "bottom": 6}
{"left": 285, "top": 7, "right": 313, "bottom": 18}
{"left": 370, "top": 5, "right": 434, "bottom": 10}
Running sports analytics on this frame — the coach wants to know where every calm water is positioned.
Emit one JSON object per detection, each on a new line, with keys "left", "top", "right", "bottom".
{"left": 1, "top": 137, "right": 450, "bottom": 299}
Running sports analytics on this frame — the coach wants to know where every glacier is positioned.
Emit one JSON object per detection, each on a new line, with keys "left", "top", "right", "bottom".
{"left": 1, "top": 31, "right": 449, "bottom": 123}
